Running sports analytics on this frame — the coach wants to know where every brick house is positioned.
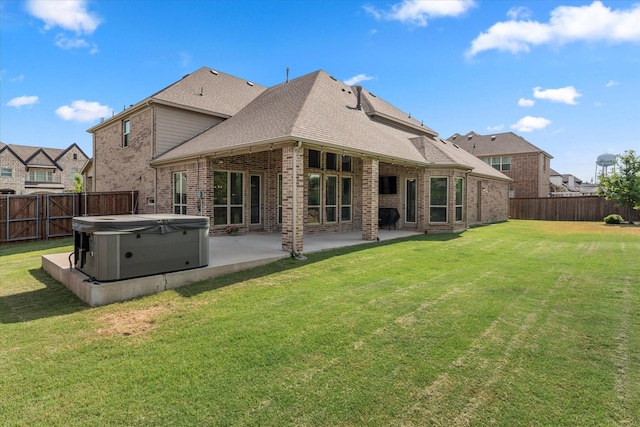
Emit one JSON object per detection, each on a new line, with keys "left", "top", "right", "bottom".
{"left": 448, "top": 131, "right": 553, "bottom": 198}
{"left": 88, "top": 67, "right": 511, "bottom": 253}
{"left": 0, "top": 142, "right": 89, "bottom": 194}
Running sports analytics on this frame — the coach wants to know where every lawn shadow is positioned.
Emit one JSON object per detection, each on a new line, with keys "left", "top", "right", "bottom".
{"left": 0, "top": 238, "right": 73, "bottom": 257}
{"left": 175, "top": 232, "right": 461, "bottom": 298}
{"left": 0, "top": 267, "right": 88, "bottom": 324}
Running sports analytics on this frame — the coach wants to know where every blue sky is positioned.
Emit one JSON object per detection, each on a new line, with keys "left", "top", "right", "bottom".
{"left": 1, "top": 0, "right": 639, "bottom": 182}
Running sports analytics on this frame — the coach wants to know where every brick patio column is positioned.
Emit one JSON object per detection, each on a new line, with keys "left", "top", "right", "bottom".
{"left": 281, "top": 144, "right": 304, "bottom": 253}
{"left": 362, "top": 157, "right": 379, "bottom": 241}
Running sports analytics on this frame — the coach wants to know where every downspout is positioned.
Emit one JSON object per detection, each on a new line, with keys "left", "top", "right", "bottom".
{"left": 154, "top": 168, "right": 158, "bottom": 214}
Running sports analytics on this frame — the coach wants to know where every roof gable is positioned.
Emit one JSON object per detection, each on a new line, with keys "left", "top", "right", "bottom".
{"left": 24, "top": 148, "right": 61, "bottom": 169}
{"left": 449, "top": 131, "right": 552, "bottom": 158}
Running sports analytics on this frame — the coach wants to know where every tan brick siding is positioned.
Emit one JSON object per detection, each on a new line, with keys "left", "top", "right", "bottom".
{"left": 94, "top": 108, "right": 156, "bottom": 213}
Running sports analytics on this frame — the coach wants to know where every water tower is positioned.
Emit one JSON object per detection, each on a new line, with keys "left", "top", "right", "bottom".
{"left": 595, "top": 153, "right": 616, "bottom": 181}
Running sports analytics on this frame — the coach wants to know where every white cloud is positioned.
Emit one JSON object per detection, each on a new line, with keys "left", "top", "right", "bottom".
{"left": 26, "top": 0, "right": 101, "bottom": 34}
{"left": 54, "top": 34, "right": 98, "bottom": 53}
{"left": 511, "top": 116, "right": 551, "bottom": 132}
{"left": 365, "top": 0, "right": 476, "bottom": 26}
{"left": 467, "top": 1, "right": 640, "bottom": 57}
{"left": 605, "top": 80, "right": 619, "bottom": 87}
{"left": 344, "top": 74, "right": 375, "bottom": 86}
{"left": 487, "top": 124, "right": 504, "bottom": 131}
{"left": 507, "top": 6, "right": 532, "bottom": 20}
{"left": 55, "top": 100, "right": 112, "bottom": 122}
{"left": 518, "top": 98, "right": 535, "bottom": 107}
{"left": 533, "top": 86, "right": 582, "bottom": 105}
{"left": 7, "top": 95, "right": 39, "bottom": 108}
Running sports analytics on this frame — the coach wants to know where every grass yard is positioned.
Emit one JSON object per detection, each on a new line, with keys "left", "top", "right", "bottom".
{"left": 1, "top": 220, "right": 639, "bottom": 426}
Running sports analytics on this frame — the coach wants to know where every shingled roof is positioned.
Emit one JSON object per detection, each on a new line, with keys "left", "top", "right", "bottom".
{"left": 88, "top": 67, "right": 267, "bottom": 133}
{"left": 448, "top": 131, "right": 553, "bottom": 158}
{"left": 151, "top": 70, "right": 510, "bottom": 182}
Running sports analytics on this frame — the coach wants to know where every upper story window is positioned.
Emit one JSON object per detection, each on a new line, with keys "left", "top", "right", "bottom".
{"left": 29, "top": 169, "right": 54, "bottom": 182}
{"left": 70, "top": 168, "right": 79, "bottom": 181}
{"left": 484, "top": 156, "right": 511, "bottom": 171}
{"left": 1, "top": 168, "right": 12, "bottom": 177}
{"left": 123, "top": 119, "right": 130, "bottom": 148}
{"left": 73, "top": 153, "right": 78, "bottom": 160}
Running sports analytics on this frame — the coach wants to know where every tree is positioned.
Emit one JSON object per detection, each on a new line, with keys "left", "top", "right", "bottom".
{"left": 597, "top": 150, "right": 640, "bottom": 217}
{"left": 73, "top": 173, "right": 84, "bottom": 193}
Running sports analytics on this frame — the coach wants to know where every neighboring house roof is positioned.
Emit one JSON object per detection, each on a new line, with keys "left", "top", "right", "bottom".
{"left": 448, "top": 131, "right": 553, "bottom": 159}
{"left": 88, "top": 67, "right": 267, "bottom": 133}
{"left": 152, "top": 69, "right": 510, "bottom": 182}
{"left": 0, "top": 143, "right": 89, "bottom": 170}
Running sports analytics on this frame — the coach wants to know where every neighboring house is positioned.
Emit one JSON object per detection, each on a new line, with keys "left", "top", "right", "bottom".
{"left": 448, "top": 131, "right": 552, "bottom": 198}
{"left": 89, "top": 67, "right": 511, "bottom": 253}
{"left": 550, "top": 169, "right": 583, "bottom": 194}
{"left": 0, "top": 142, "right": 89, "bottom": 194}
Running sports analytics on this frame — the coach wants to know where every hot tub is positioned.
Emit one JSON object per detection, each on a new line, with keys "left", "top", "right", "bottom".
{"left": 73, "top": 214, "right": 209, "bottom": 282}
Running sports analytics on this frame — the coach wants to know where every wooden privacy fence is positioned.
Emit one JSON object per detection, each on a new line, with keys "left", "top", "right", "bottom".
{"left": 0, "top": 191, "right": 138, "bottom": 244}
{"left": 509, "top": 196, "right": 638, "bottom": 222}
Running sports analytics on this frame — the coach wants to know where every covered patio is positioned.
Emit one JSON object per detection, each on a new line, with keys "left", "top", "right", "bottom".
{"left": 42, "top": 229, "right": 422, "bottom": 307}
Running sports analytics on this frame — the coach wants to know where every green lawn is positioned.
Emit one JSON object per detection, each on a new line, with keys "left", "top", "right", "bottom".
{"left": 1, "top": 220, "right": 638, "bottom": 426}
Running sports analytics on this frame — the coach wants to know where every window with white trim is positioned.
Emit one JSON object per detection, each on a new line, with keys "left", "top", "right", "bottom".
{"left": 1, "top": 168, "right": 12, "bottom": 177}
{"left": 213, "top": 171, "right": 243, "bottom": 226}
{"left": 484, "top": 156, "right": 510, "bottom": 171}
{"left": 308, "top": 149, "right": 321, "bottom": 169}
{"left": 173, "top": 172, "right": 187, "bottom": 214}
{"left": 326, "top": 152, "right": 338, "bottom": 171}
{"left": 29, "top": 169, "right": 53, "bottom": 182}
{"left": 430, "top": 177, "right": 448, "bottom": 222}
{"left": 308, "top": 173, "right": 321, "bottom": 224}
{"left": 341, "top": 176, "right": 352, "bottom": 221}
{"left": 455, "top": 177, "right": 464, "bottom": 222}
{"left": 341, "top": 155, "right": 352, "bottom": 172}
{"left": 325, "top": 175, "right": 337, "bottom": 223}
{"left": 123, "top": 119, "right": 130, "bottom": 147}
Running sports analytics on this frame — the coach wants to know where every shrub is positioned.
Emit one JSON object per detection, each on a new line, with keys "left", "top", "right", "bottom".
{"left": 604, "top": 214, "right": 624, "bottom": 224}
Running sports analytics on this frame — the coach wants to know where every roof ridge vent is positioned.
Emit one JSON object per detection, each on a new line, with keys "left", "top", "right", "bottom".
{"left": 210, "top": 69, "right": 219, "bottom": 75}
{"left": 491, "top": 135, "right": 496, "bottom": 141}
{"left": 246, "top": 81, "right": 254, "bottom": 86}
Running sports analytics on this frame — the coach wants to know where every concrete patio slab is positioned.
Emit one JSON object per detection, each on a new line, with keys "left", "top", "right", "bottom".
{"left": 42, "top": 229, "right": 421, "bottom": 306}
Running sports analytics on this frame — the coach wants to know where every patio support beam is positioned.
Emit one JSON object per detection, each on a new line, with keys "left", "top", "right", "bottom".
{"left": 281, "top": 143, "right": 304, "bottom": 253}
{"left": 362, "top": 157, "right": 379, "bottom": 241}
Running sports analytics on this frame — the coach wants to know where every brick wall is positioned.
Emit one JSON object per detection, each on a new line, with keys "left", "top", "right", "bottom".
{"left": 0, "top": 150, "right": 25, "bottom": 193}
{"left": 94, "top": 108, "right": 156, "bottom": 213}
{"left": 55, "top": 147, "right": 90, "bottom": 192}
